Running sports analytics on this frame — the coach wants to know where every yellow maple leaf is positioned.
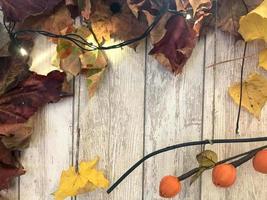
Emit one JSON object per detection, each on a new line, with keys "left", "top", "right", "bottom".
{"left": 238, "top": 0, "right": 267, "bottom": 42}
{"left": 228, "top": 73, "right": 267, "bottom": 118}
{"left": 54, "top": 157, "right": 109, "bottom": 200}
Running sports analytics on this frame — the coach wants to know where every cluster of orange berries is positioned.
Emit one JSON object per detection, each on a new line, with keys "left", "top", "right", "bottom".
{"left": 159, "top": 149, "right": 267, "bottom": 198}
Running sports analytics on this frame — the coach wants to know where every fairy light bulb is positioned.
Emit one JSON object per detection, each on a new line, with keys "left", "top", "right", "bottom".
{"left": 19, "top": 47, "right": 28, "bottom": 56}
{"left": 186, "top": 13, "right": 192, "bottom": 20}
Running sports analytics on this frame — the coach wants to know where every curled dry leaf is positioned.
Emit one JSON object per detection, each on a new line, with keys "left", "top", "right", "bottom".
{"left": 0, "top": 70, "right": 66, "bottom": 124}
{"left": 0, "top": 119, "right": 33, "bottom": 149}
{"left": 190, "top": 150, "right": 218, "bottom": 185}
{"left": 54, "top": 26, "right": 109, "bottom": 97}
{"left": 55, "top": 27, "right": 89, "bottom": 76}
{"left": 0, "top": 56, "right": 30, "bottom": 95}
{"left": 0, "top": 141, "right": 25, "bottom": 190}
{"left": 19, "top": 6, "right": 74, "bottom": 35}
{"left": 90, "top": 0, "right": 147, "bottom": 47}
{"left": 196, "top": 150, "right": 218, "bottom": 167}
{"left": 130, "top": 0, "right": 211, "bottom": 74}
{"left": 0, "top": 0, "right": 63, "bottom": 22}
{"left": 54, "top": 157, "right": 109, "bottom": 200}
{"left": 229, "top": 73, "right": 267, "bottom": 118}
{"left": 149, "top": 15, "right": 198, "bottom": 74}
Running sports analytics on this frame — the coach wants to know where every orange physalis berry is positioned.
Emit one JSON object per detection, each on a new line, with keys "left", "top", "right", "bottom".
{"left": 212, "top": 164, "right": 237, "bottom": 188}
{"left": 159, "top": 175, "right": 181, "bottom": 198}
{"left": 253, "top": 149, "right": 267, "bottom": 174}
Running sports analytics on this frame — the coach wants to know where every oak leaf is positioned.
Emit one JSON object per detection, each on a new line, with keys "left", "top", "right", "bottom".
{"left": 0, "top": 71, "right": 66, "bottom": 124}
{"left": 0, "top": 0, "right": 63, "bottom": 22}
{"left": 54, "top": 157, "right": 109, "bottom": 200}
{"left": 229, "top": 73, "right": 267, "bottom": 118}
{"left": 239, "top": 0, "right": 267, "bottom": 42}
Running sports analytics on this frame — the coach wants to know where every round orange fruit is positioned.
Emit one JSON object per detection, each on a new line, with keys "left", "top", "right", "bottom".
{"left": 212, "top": 164, "right": 237, "bottom": 188}
{"left": 159, "top": 175, "right": 181, "bottom": 198}
{"left": 253, "top": 149, "right": 267, "bottom": 174}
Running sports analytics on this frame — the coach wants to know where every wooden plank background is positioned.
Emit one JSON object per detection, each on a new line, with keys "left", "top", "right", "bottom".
{"left": 1, "top": 9, "right": 267, "bottom": 200}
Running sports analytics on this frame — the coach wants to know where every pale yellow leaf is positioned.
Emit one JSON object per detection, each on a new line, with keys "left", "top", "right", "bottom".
{"left": 54, "top": 157, "right": 109, "bottom": 200}
{"left": 80, "top": 50, "right": 108, "bottom": 97}
{"left": 259, "top": 49, "right": 267, "bottom": 70}
{"left": 239, "top": 0, "right": 267, "bottom": 42}
{"left": 60, "top": 52, "right": 81, "bottom": 76}
{"left": 229, "top": 73, "right": 267, "bottom": 118}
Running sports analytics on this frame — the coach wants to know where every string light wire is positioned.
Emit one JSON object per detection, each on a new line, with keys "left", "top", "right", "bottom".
{"left": 3, "top": 6, "right": 189, "bottom": 52}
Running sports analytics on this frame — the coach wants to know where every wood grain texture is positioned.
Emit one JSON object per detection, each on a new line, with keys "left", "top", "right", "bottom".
{"left": 76, "top": 42, "right": 146, "bottom": 200}
{"left": 143, "top": 39, "right": 205, "bottom": 200}
{"left": 18, "top": 36, "right": 73, "bottom": 200}
{"left": 201, "top": 30, "right": 267, "bottom": 200}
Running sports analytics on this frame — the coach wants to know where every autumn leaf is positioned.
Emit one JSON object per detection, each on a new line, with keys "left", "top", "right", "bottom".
{"left": 0, "top": 0, "right": 63, "bottom": 22}
{"left": 80, "top": 50, "right": 108, "bottom": 97}
{"left": 131, "top": 0, "right": 211, "bottom": 74}
{"left": 0, "top": 141, "right": 25, "bottom": 190}
{"left": 54, "top": 157, "right": 109, "bottom": 200}
{"left": 18, "top": 6, "right": 74, "bottom": 36}
{"left": 0, "top": 120, "right": 33, "bottom": 149}
{"left": 0, "top": 71, "right": 66, "bottom": 124}
{"left": 229, "top": 73, "right": 267, "bottom": 118}
{"left": 239, "top": 0, "right": 267, "bottom": 42}
{"left": 190, "top": 150, "right": 218, "bottom": 185}
{"left": 90, "top": 0, "right": 147, "bottom": 47}
{"left": 259, "top": 49, "right": 267, "bottom": 70}
{"left": 149, "top": 15, "right": 198, "bottom": 74}
{"left": 0, "top": 56, "right": 31, "bottom": 95}
{"left": 55, "top": 27, "right": 90, "bottom": 76}
{"left": 196, "top": 150, "right": 218, "bottom": 167}
{"left": 59, "top": 44, "right": 82, "bottom": 76}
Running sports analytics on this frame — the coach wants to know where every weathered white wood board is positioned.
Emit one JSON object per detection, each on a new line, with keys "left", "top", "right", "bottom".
{"left": 1, "top": 13, "right": 267, "bottom": 200}
{"left": 143, "top": 39, "right": 205, "bottom": 200}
